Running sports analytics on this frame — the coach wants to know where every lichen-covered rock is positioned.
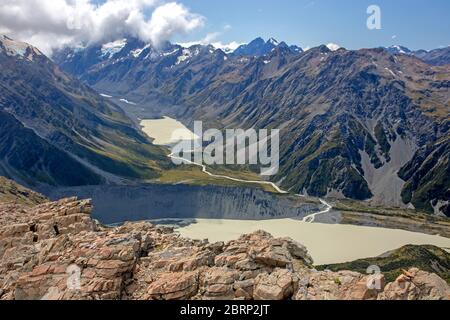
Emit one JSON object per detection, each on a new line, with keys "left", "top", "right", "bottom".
{"left": 294, "top": 270, "right": 385, "bottom": 300}
{"left": 1, "top": 197, "right": 449, "bottom": 301}
{"left": 200, "top": 267, "right": 240, "bottom": 300}
{"left": 147, "top": 272, "right": 199, "bottom": 300}
{"left": 254, "top": 269, "right": 297, "bottom": 300}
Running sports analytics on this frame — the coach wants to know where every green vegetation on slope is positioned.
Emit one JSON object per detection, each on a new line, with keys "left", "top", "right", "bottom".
{"left": 318, "top": 245, "right": 450, "bottom": 284}
{"left": 0, "top": 176, "right": 47, "bottom": 206}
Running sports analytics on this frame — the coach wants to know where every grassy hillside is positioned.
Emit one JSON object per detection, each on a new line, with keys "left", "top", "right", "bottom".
{"left": 318, "top": 245, "right": 450, "bottom": 284}
{"left": 0, "top": 176, "right": 47, "bottom": 206}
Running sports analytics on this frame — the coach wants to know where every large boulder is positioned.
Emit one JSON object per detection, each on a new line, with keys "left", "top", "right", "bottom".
{"left": 254, "top": 269, "right": 297, "bottom": 300}
{"left": 146, "top": 272, "right": 199, "bottom": 300}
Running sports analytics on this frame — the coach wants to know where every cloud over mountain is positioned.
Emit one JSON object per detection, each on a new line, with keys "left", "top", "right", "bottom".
{"left": 0, "top": 0, "right": 205, "bottom": 54}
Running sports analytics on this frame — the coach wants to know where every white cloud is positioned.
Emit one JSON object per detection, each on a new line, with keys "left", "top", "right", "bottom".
{"left": 202, "top": 32, "right": 222, "bottom": 44}
{"left": 0, "top": 0, "right": 205, "bottom": 54}
{"left": 177, "top": 24, "right": 241, "bottom": 52}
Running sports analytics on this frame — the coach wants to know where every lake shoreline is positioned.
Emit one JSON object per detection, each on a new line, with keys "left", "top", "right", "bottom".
{"left": 174, "top": 217, "right": 450, "bottom": 265}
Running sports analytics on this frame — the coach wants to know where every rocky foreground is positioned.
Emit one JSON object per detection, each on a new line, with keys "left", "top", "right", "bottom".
{"left": 1, "top": 197, "right": 449, "bottom": 300}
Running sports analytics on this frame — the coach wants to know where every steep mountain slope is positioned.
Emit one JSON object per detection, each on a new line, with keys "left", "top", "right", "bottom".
{"left": 0, "top": 110, "right": 103, "bottom": 187}
{"left": 319, "top": 245, "right": 450, "bottom": 284}
{"left": 0, "top": 176, "right": 47, "bottom": 206}
{"left": 174, "top": 48, "right": 448, "bottom": 210}
{"left": 413, "top": 47, "right": 450, "bottom": 66}
{"left": 399, "top": 137, "right": 450, "bottom": 215}
{"left": 55, "top": 38, "right": 450, "bottom": 215}
{"left": 0, "top": 35, "right": 169, "bottom": 188}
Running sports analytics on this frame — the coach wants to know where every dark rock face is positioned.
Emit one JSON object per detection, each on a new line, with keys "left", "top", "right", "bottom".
{"left": 231, "top": 38, "right": 303, "bottom": 57}
{"left": 42, "top": 184, "right": 322, "bottom": 224}
{"left": 399, "top": 138, "right": 450, "bottom": 216}
{"left": 0, "top": 110, "right": 104, "bottom": 187}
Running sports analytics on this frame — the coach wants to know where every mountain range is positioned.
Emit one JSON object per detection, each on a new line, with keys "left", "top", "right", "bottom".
{"left": 0, "top": 35, "right": 170, "bottom": 189}
{"left": 386, "top": 45, "right": 450, "bottom": 66}
{"left": 51, "top": 36, "right": 450, "bottom": 216}
{"left": 1, "top": 34, "right": 448, "bottom": 216}
{"left": 232, "top": 37, "right": 303, "bottom": 56}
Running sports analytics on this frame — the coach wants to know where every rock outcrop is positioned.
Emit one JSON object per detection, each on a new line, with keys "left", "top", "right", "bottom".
{"left": 1, "top": 198, "right": 449, "bottom": 300}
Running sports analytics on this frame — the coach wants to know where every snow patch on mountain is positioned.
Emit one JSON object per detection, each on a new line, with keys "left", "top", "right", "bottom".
{"left": 175, "top": 47, "right": 202, "bottom": 65}
{"left": 176, "top": 49, "right": 193, "bottom": 65}
{"left": 0, "top": 35, "right": 42, "bottom": 60}
{"left": 178, "top": 41, "right": 242, "bottom": 54}
{"left": 119, "top": 98, "right": 136, "bottom": 105}
{"left": 268, "top": 38, "right": 279, "bottom": 46}
{"left": 130, "top": 44, "right": 151, "bottom": 58}
{"left": 326, "top": 43, "right": 341, "bottom": 51}
{"left": 162, "top": 48, "right": 180, "bottom": 57}
{"left": 211, "top": 41, "right": 243, "bottom": 53}
{"left": 101, "top": 39, "right": 127, "bottom": 58}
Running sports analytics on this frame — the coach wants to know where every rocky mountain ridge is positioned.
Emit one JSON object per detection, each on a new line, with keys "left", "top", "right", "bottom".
{"left": 232, "top": 37, "right": 303, "bottom": 57}
{"left": 1, "top": 195, "right": 449, "bottom": 300}
{"left": 386, "top": 45, "right": 450, "bottom": 66}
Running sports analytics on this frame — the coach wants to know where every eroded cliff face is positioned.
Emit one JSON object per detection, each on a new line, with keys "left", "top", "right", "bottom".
{"left": 1, "top": 197, "right": 449, "bottom": 300}
{"left": 43, "top": 185, "right": 321, "bottom": 224}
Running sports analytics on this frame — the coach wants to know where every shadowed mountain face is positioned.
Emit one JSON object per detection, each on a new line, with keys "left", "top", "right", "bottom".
{"left": 54, "top": 38, "right": 450, "bottom": 215}
{"left": 0, "top": 36, "right": 170, "bottom": 188}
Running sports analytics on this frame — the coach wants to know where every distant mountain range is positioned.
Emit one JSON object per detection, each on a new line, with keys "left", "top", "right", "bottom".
{"left": 0, "top": 35, "right": 170, "bottom": 189}
{"left": 1, "top": 34, "right": 448, "bottom": 216}
{"left": 385, "top": 45, "right": 450, "bottom": 66}
{"left": 51, "top": 36, "right": 450, "bottom": 216}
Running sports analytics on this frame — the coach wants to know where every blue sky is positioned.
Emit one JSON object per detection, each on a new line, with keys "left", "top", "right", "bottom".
{"left": 175, "top": 0, "right": 450, "bottom": 50}
{"left": 2, "top": 0, "right": 448, "bottom": 53}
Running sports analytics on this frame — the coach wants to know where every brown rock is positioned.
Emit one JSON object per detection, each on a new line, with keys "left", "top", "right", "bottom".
{"left": 379, "top": 268, "right": 450, "bottom": 300}
{"left": 254, "top": 269, "right": 296, "bottom": 300}
{"left": 200, "top": 267, "right": 239, "bottom": 300}
{"left": 147, "top": 272, "right": 199, "bottom": 300}
{"left": 1, "top": 196, "right": 449, "bottom": 301}
{"left": 294, "top": 270, "right": 384, "bottom": 300}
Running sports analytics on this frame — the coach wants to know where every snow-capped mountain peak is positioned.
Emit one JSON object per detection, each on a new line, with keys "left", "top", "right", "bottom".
{"left": 232, "top": 37, "right": 303, "bottom": 57}
{"left": 0, "top": 35, "right": 43, "bottom": 60}
{"left": 268, "top": 38, "right": 279, "bottom": 46}
{"left": 386, "top": 45, "right": 412, "bottom": 55}
{"left": 101, "top": 39, "right": 128, "bottom": 58}
{"left": 326, "top": 43, "right": 341, "bottom": 51}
